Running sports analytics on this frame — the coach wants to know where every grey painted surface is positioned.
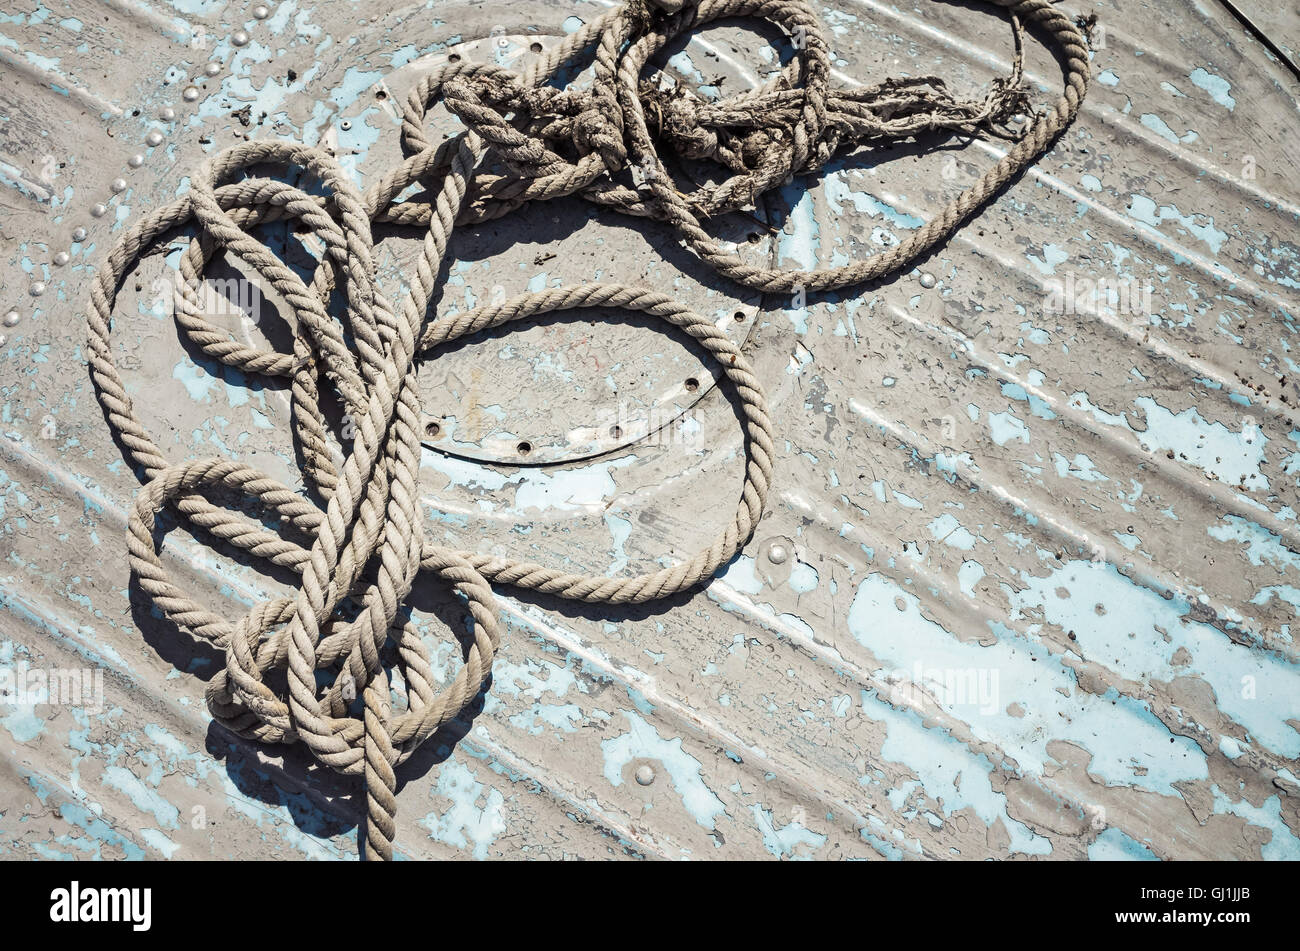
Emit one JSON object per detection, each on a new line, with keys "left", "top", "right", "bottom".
{"left": 0, "top": 0, "right": 1298, "bottom": 860}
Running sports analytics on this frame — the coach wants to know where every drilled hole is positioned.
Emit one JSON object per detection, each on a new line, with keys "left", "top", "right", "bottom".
{"left": 609, "top": 425, "right": 623, "bottom": 439}
{"left": 517, "top": 440, "right": 532, "bottom": 456}
{"left": 424, "top": 421, "right": 441, "bottom": 438}
{"left": 530, "top": 41, "right": 543, "bottom": 53}
{"left": 684, "top": 377, "right": 700, "bottom": 393}
{"left": 733, "top": 310, "right": 746, "bottom": 321}
{"left": 375, "top": 88, "right": 388, "bottom": 100}
{"left": 448, "top": 53, "right": 461, "bottom": 63}
{"left": 746, "top": 232, "right": 761, "bottom": 244}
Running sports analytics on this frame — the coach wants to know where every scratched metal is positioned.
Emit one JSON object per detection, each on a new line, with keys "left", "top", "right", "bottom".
{"left": 1, "top": 0, "right": 1298, "bottom": 861}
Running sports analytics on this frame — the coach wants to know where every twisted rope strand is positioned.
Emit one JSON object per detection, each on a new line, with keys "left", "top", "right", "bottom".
{"left": 87, "top": 0, "right": 1087, "bottom": 859}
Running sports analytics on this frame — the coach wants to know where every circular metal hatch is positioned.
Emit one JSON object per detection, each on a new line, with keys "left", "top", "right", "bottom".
{"left": 337, "top": 32, "right": 771, "bottom": 465}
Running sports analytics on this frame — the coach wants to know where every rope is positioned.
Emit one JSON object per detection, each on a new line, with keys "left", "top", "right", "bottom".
{"left": 85, "top": 0, "right": 1089, "bottom": 859}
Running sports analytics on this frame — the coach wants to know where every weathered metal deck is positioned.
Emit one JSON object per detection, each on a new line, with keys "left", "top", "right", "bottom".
{"left": 1, "top": 0, "right": 1298, "bottom": 860}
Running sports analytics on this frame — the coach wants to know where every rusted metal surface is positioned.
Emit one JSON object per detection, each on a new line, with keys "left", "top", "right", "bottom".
{"left": 1, "top": 0, "right": 1299, "bottom": 860}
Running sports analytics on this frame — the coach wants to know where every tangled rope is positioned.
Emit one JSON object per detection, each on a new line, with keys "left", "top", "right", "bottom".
{"left": 86, "top": 0, "right": 1088, "bottom": 859}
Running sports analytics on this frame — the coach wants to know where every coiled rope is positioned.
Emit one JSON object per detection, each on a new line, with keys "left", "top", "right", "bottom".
{"left": 86, "top": 0, "right": 1089, "bottom": 858}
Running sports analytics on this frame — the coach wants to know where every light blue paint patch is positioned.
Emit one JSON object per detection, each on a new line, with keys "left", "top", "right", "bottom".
{"left": 1209, "top": 787, "right": 1300, "bottom": 859}
{"left": 778, "top": 184, "right": 818, "bottom": 272}
{"left": 1053, "top": 452, "right": 1108, "bottom": 483}
{"left": 751, "top": 804, "right": 826, "bottom": 858}
{"left": 1088, "top": 827, "right": 1159, "bottom": 860}
{"left": 849, "top": 574, "right": 1211, "bottom": 795}
{"left": 1097, "top": 69, "right": 1119, "bottom": 86}
{"left": 988, "top": 410, "right": 1029, "bottom": 445}
{"left": 2, "top": 705, "right": 44, "bottom": 742}
{"left": 419, "top": 757, "right": 507, "bottom": 860}
{"left": 1001, "top": 382, "right": 1056, "bottom": 420}
{"left": 562, "top": 15, "right": 584, "bottom": 33}
{"left": 821, "top": 169, "right": 923, "bottom": 228}
{"left": 513, "top": 456, "right": 635, "bottom": 511}
{"left": 490, "top": 656, "right": 578, "bottom": 702}
{"left": 1139, "top": 114, "right": 1197, "bottom": 146}
{"left": 860, "top": 695, "right": 1052, "bottom": 855}
{"left": 604, "top": 512, "right": 632, "bottom": 576}
{"left": 789, "top": 559, "right": 819, "bottom": 594}
{"left": 958, "top": 560, "right": 985, "bottom": 597}
{"left": 1080, "top": 174, "right": 1102, "bottom": 192}
{"left": 1006, "top": 560, "right": 1300, "bottom": 760}
{"left": 1188, "top": 67, "right": 1235, "bottom": 109}
{"left": 1134, "top": 397, "right": 1267, "bottom": 490}
{"left": 509, "top": 702, "right": 583, "bottom": 735}
{"left": 1128, "top": 194, "right": 1227, "bottom": 254}
{"left": 172, "top": 358, "right": 219, "bottom": 403}
{"left": 103, "top": 765, "right": 180, "bottom": 828}
{"left": 602, "top": 711, "right": 726, "bottom": 831}
{"left": 929, "top": 513, "right": 976, "bottom": 550}
{"left": 139, "top": 828, "right": 180, "bottom": 858}
{"left": 1027, "top": 243, "right": 1069, "bottom": 276}
{"left": 716, "top": 554, "right": 763, "bottom": 595}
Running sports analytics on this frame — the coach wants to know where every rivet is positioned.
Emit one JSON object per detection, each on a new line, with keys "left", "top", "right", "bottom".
{"left": 160, "top": 106, "right": 176, "bottom": 121}
{"left": 111, "top": 178, "right": 128, "bottom": 193}
{"left": 635, "top": 764, "right": 655, "bottom": 786}
{"left": 90, "top": 203, "right": 108, "bottom": 218}
{"left": 204, "top": 62, "right": 222, "bottom": 77}
{"left": 767, "top": 543, "right": 789, "bottom": 564}
{"left": 0, "top": 334, "right": 7, "bottom": 348}
{"left": 71, "top": 227, "right": 87, "bottom": 242}
{"left": 231, "top": 29, "right": 250, "bottom": 46}
{"left": 29, "top": 282, "right": 46, "bottom": 297}
{"left": 53, "top": 251, "right": 70, "bottom": 266}
{"left": 182, "top": 86, "right": 200, "bottom": 102}
{"left": 145, "top": 130, "right": 165, "bottom": 146}
{"left": 128, "top": 153, "right": 145, "bottom": 168}
{"left": 918, "top": 271, "right": 937, "bottom": 289}
{"left": 340, "top": 119, "right": 352, "bottom": 131}
{"left": 3, "top": 310, "right": 18, "bottom": 327}
{"left": 252, "top": 4, "right": 271, "bottom": 19}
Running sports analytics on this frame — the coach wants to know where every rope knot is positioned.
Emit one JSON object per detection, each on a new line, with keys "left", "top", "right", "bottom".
{"left": 572, "top": 107, "right": 626, "bottom": 171}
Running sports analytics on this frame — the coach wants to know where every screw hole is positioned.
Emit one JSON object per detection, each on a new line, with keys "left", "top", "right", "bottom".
{"left": 448, "top": 53, "right": 461, "bottom": 63}
{"left": 609, "top": 425, "right": 623, "bottom": 439}
{"left": 517, "top": 440, "right": 532, "bottom": 456}
{"left": 746, "top": 232, "right": 761, "bottom": 244}
{"left": 684, "top": 377, "right": 700, "bottom": 393}
{"left": 733, "top": 310, "right": 746, "bottom": 321}
{"left": 425, "top": 421, "right": 441, "bottom": 438}
{"left": 530, "top": 41, "right": 543, "bottom": 53}
{"left": 375, "top": 88, "right": 387, "bottom": 100}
